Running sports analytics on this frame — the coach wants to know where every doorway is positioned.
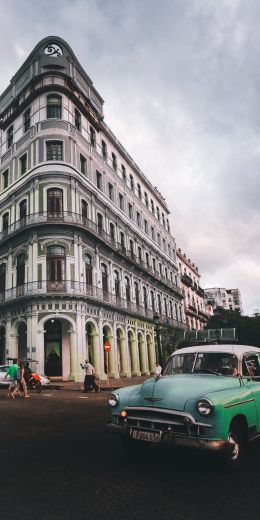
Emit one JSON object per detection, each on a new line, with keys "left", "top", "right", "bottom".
{"left": 44, "top": 319, "right": 62, "bottom": 376}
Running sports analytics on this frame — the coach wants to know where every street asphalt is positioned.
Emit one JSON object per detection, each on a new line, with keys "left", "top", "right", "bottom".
{"left": 1, "top": 387, "right": 260, "bottom": 520}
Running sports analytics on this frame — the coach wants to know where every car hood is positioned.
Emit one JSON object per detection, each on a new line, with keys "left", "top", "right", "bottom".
{"left": 127, "top": 374, "right": 240, "bottom": 411}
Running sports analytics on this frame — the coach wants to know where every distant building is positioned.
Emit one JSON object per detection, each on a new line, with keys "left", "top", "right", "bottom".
{"left": 204, "top": 288, "right": 243, "bottom": 315}
{"left": 177, "top": 249, "right": 209, "bottom": 330}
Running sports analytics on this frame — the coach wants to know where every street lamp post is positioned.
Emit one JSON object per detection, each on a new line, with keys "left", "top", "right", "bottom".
{"left": 154, "top": 314, "right": 163, "bottom": 367}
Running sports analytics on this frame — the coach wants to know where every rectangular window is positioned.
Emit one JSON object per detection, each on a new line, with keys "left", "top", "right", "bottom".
{"left": 130, "top": 174, "right": 134, "bottom": 191}
{"left": 137, "top": 183, "right": 142, "bottom": 200}
{"left": 144, "top": 192, "right": 149, "bottom": 207}
{"left": 7, "top": 126, "right": 13, "bottom": 148}
{"left": 119, "top": 193, "right": 124, "bottom": 211}
{"left": 162, "top": 213, "right": 165, "bottom": 227}
{"left": 157, "top": 233, "right": 161, "bottom": 246}
{"left": 96, "top": 170, "right": 102, "bottom": 190}
{"left": 2, "top": 170, "right": 8, "bottom": 189}
{"left": 108, "top": 182, "right": 114, "bottom": 201}
{"left": 151, "top": 227, "right": 154, "bottom": 240}
{"left": 112, "top": 152, "right": 117, "bottom": 171}
{"left": 23, "top": 109, "right": 31, "bottom": 133}
{"left": 121, "top": 164, "right": 126, "bottom": 181}
{"left": 128, "top": 203, "right": 133, "bottom": 219}
{"left": 75, "top": 109, "right": 81, "bottom": 131}
{"left": 47, "top": 95, "right": 61, "bottom": 119}
{"left": 156, "top": 206, "right": 160, "bottom": 220}
{"left": 90, "top": 126, "right": 96, "bottom": 147}
{"left": 163, "top": 238, "right": 166, "bottom": 251}
{"left": 80, "top": 154, "right": 86, "bottom": 174}
{"left": 102, "top": 140, "right": 107, "bottom": 160}
{"left": 46, "top": 141, "right": 63, "bottom": 161}
{"left": 137, "top": 212, "right": 141, "bottom": 227}
{"left": 144, "top": 220, "right": 148, "bottom": 234}
{"left": 151, "top": 200, "right": 154, "bottom": 214}
{"left": 19, "top": 154, "right": 27, "bottom": 175}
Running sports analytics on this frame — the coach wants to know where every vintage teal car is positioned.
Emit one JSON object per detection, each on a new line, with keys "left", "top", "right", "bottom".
{"left": 107, "top": 344, "right": 260, "bottom": 468}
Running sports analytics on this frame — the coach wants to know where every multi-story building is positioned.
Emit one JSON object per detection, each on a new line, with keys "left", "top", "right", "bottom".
{"left": 177, "top": 248, "right": 208, "bottom": 330}
{"left": 204, "top": 288, "right": 243, "bottom": 315}
{"left": 0, "top": 36, "right": 185, "bottom": 380}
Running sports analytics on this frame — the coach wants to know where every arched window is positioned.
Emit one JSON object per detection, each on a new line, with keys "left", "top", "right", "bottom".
{"left": 164, "top": 297, "right": 168, "bottom": 317}
{"left": 2, "top": 213, "right": 9, "bottom": 233}
{"left": 143, "top": 287, "right": 148, "bottom": 308}
{"left": 81, "top": 200, "right": 88, "bottom": 219}
{"left": 125, "top": 276, "right": 130, "bottom": 302}
{"left": 97, "top": 213, "right": 103, "bottom": 232}
{"left": 101, "top": 263, "right": 108, "bottom": 293}
{"left": 150, "top": 290, "right": 155, "bottom": 311}
{"left": 47, "top": 246, "right": 65, "bottom": 291}
{"left": 19, "top": 200, "right": 27, "bottom": 221}
{"left": 134, "top": 282, "right": 139, "bottom": 306}
{"left": 110, "top": 223, "right": 115, "bottom": 241}
{"left": 169, "top": 301, "right": 173, "bottom": 318}
{"left": 114, "top": 270, "right": 120, "bottom": 298}
{"left": 157, "top": 294, "right": 162, "bottom": 315}
{"left": 47, "top": 188, "right": 63, "bottom": 215}
{"left": 129, "top": 239, "right": 134, "bottom": 258}
{"left": 47, "top": 94, "right": 62, "bottom": 119}
{"left": 16, "top": 253, "right": 26, "bottom": 295}
{"left": 85, "top": 255, "right": 92, "bottom": 286}
{"left": 120, "top": 232, "right": 125, "bottom": 252}
{"left": 0, "top": 263, "right": 6, "bottom": 296}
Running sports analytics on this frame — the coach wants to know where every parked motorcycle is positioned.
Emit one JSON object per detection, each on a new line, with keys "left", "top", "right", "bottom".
{"left": 26, "top": 371, "right": 42, "bottom": 393}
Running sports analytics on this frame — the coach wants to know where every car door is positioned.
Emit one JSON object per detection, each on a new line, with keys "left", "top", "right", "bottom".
{"left": 242, "top": 353, "right": 260, "bottom": 433}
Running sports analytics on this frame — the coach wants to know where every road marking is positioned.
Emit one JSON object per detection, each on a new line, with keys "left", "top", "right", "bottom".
{"left": 78, "top": 396, "right": 89, "bottom": 399}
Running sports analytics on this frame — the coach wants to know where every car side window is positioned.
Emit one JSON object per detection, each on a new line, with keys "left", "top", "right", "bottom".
{"left": 242, "top": 354, "right": 260, "bottom": 378}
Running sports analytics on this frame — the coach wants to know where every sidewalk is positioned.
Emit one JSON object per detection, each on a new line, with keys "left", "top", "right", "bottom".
{"left": 48, "top": 375, "right": 151, "bottom": 392}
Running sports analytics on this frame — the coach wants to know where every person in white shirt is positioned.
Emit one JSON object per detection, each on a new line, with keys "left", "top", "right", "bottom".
{"left": 154, "top": 362, "right": 162, "bottom": 378}
{"left": 80, "top": 360, "right": 100, "bottom": 392}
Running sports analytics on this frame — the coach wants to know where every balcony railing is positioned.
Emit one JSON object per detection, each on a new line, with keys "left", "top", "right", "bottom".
{"left": 0, "top": 211, "right": 182, "bottom": 297}
{"left": 0, "top": 280, "right": 186, "bottom": 329}
{"left": 196, "top": 286, "right": 205, "bottom": 297}
{"left": 181, "top": 273, "right": 193, "bottom": 287}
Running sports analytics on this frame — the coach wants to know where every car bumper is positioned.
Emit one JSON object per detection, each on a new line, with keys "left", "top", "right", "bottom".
{"left": 106, "top": 422, "right": 227, "bottom": 452}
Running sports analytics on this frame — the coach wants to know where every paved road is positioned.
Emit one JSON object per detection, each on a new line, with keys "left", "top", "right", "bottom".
{"left": 1, "top": 388, "right": 260, "bottom": 520}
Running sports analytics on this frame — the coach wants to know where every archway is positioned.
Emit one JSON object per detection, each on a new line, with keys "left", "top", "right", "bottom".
{"left": 18, "top": 322, "right": 27, "bottom": 359}
{"left": 138, "top": 332, "right": 145, "bottom": 374}
{"left": 103, "top": 325, "right": 112, "bottom": 374}
{"left": 0, "top": 325, "right": 5, "bottom": 364}
{"left": 128, "top": 329, "right": 135, "bottom": 374}
{"left": 85, "top": 322, "right": 96, "bottom": 365}
{"left": 44, "top": 319, "right": 62, "bottom": 376}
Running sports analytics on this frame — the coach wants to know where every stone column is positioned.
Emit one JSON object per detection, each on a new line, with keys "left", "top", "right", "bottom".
{"left": 69, "top": 330, "right": 78, "bottom": 381}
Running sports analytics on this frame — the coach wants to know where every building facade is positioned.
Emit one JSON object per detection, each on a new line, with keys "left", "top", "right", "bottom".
{"left": 0, "top": 37, "right": 185, "bottom": 380}
{"left": 177, "top": 249, "right": 208, "bottom": 330}
{"left": 204, "top": 288, "right": 243, "bottom": 315}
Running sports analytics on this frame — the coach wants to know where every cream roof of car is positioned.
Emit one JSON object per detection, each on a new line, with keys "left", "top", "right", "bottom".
{"left": 171, "top": 344, "right": 260, "bottom": 359}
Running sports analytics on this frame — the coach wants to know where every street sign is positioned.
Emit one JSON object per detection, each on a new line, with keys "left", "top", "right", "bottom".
{"left": 104, "top": 342, "right": 111, "bottom": 352}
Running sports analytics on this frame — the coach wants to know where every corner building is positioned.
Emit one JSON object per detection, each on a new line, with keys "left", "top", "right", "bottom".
{"left": 0, "top": 37, "right": 185, "bottom": 381}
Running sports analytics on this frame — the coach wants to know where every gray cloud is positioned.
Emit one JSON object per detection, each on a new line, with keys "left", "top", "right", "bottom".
{"left": 0, "top": 0, "right": 259, "bottom": 314}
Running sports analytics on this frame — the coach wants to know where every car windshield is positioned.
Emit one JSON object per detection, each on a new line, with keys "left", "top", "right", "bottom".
{"left": 164, "top": 352, "right": 238, "bottom": 376}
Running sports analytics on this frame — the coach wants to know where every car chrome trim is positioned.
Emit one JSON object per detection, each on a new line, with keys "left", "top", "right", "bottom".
{"left": 121, "top": 406, "right": 212, "bottom": 428}
{"left": 224, "top": 398, "right": 255, "bottom": 409}
{"left": 144, "top": 397, "right": 163, "bottom": 402}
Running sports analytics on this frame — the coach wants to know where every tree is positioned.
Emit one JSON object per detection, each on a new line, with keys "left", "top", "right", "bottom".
{"left": 206, "top": 308, "right": 260, "bottom": 347}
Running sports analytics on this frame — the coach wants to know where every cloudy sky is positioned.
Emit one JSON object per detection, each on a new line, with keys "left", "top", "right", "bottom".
{"left": 0, "top": 0, "right": 259, "bottom": 315}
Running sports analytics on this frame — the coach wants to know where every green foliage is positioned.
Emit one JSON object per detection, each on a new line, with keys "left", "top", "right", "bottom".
{"left": 206, "top": 308, "right": 260, "bottom": 347}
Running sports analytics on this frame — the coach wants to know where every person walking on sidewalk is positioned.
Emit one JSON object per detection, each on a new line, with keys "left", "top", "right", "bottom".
{"left": 5, "top": 359, "right": 19, "bottom": 398}
{"left": 80, "top": 360, "right": 100, "bottom": 393}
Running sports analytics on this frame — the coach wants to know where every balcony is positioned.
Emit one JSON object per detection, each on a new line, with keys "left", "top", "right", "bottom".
{"left": 0, "top": 280, "right": 186, "bottom": 330}
{"left": 0, "top": 211, "right": 182, "bottom": 297}
{"left": 196, "top": 286, "right": 204, "bottom": 297}
{"left": 181, "top": 273, "right": 193, "bottom": 288}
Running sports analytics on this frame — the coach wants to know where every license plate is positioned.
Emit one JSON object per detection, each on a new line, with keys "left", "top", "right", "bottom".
{"left": 131, "top": 429, "right": 161, "bottom": 443}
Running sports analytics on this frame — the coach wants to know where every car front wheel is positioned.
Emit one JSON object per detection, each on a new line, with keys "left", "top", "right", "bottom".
{"left": 225, "top": 420, "right": 247, "bottom": 469}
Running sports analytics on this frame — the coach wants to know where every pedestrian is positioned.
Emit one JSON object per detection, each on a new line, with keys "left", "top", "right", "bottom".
{"left": 5, "top": 358, "right": 19, "bottom": 398}
{"left": 80, "top": 360, "right": 100, "bottom": 393}
{"left": 154, "top": 362, "right": 162, "bottom": 379}
{"left": 13, "top": 359, "right": 30, "bottom": 398}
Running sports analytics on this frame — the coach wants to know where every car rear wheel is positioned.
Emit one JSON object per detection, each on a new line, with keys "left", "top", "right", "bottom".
{"left": 224, "top": 420, "right": 247, "bottom": 470}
